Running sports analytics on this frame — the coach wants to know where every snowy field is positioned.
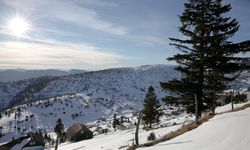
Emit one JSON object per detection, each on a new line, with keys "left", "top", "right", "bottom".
{"left": 139, "top": 107, "right": 250, "bottom": 150}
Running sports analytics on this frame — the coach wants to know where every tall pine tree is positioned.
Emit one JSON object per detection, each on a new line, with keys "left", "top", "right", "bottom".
{"left": 161, "top": 0, "right": 250, "bottom": 118}
{"left": 54, "top": 118, "right": 64, "bottom": 150}
{"left": 142, "top": 86, "right": 162, "bottom": 128}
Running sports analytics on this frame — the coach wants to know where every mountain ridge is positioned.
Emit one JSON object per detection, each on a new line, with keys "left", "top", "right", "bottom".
{"left": 0, "top": 69, "right": 87, "bottom": 82}
{"left": 0, "top": 64, "right": 178, "bottom": 111}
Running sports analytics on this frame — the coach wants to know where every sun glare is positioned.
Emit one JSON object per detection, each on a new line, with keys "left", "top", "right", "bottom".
{"left": 7, "top": 16, "right": 31, "bottom": 37}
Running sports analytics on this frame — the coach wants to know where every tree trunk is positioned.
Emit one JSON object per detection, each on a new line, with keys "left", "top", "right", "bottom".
{"left": 135, "top": 111, "right": 142, "bottom": 145}
{"left": 195, "top": 94, "right": 199, "bottom": 124}
{"left": 211, "top": 94, "right": 216, "bottom": 115}
{"left": 231, "top": 91, "right": 234, "bottom": 111}
{"left": 55, "top": 135, "right": 59, "bottom": 150}
{"left": 211, "top": 105, "right": 215, "bottom": 115}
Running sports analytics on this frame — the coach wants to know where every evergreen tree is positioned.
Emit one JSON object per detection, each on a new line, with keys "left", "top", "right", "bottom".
{"left": 112, "top": 113, "right": 117, "bottom": 130}
{"left": 112, "top": 113, "right": 120, "bottom": 131}
{"left": 54, "top": 118, "right": 64, "bottom": 150}
{"left": 161, "top": 0, "right": 250, "bottom": 118}
{"left": 142, "top": 86, "right": 162, "bottom": 128}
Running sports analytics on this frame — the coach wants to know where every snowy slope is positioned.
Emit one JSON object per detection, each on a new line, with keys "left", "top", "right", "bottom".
{"left": 0, "top": 65, "right": 178, "bottom": 110}
{"left": 0, "top": 76, "right": 58, "bottom": 110}
{"left": 0, "top": 79, "right": 37, "bottom": 110}
{"left": 139, "top": 107, "right": 250, "bottom": 150}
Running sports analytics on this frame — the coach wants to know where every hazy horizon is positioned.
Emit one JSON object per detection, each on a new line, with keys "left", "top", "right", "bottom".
{"left": 0, "top": 63, "right": 176, "bottom": 72}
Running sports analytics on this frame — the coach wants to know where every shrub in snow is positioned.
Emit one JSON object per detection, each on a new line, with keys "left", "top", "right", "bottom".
{"left": 147, "top": 132, "right": 156, "bottom": 141}
{"left": 223, "top": 93, "right": 247, "bottom": 105}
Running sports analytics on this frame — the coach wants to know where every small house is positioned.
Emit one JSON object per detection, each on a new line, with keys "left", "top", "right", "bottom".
{"left": 94, "top": 126, "right": 109, "bottom": 134}
{"left": 21, "top": 132, "right": 45, "bottom": 150}
{"left": 67, "top": 123, "right": 93, "bottom": 142}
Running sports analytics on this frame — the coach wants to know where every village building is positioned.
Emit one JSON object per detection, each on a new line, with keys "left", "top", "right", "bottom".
{"left": 66, "top": 123, "right": 93, "bottom": 142}
{"left": 0, "top": 132, "right": 44, "bottom": 150}
{"left": 21, "top": 132, "right": 45, "bottom": 150}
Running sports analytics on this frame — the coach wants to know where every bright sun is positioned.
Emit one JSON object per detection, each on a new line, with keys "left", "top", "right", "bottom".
{"left": 7, "top": 16, "right": 31, "bottom": 37}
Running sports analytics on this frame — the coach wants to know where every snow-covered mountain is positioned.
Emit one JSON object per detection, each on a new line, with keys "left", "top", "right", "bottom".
{"left": 0, "top": 65, "right": 177, "bottom": 111}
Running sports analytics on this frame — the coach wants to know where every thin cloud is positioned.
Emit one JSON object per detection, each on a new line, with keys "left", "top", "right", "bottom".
{"left": 0, "top": 41, "right": 123, "bottom": 69}
{"left": 131, "top": 35, "right": 167, "bottom": 46}
{"left": 78, "top": 0, "right": 120, "bottom": 7}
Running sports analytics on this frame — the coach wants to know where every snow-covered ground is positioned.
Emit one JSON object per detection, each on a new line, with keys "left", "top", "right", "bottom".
{"left": 139, "top": 107, "right": 250, "bottom": 150}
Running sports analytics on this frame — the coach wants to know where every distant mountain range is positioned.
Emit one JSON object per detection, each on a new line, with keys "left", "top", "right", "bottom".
{"left": 0, "top": 64, "right": 178, "bottom": 111}
{"left": 0, "top": 69, "right": 87, "bottom": 82}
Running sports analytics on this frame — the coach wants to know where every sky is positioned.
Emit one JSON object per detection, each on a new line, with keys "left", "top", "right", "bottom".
{"left": 0, "top": 0, "right": 249, "bottom": 70}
